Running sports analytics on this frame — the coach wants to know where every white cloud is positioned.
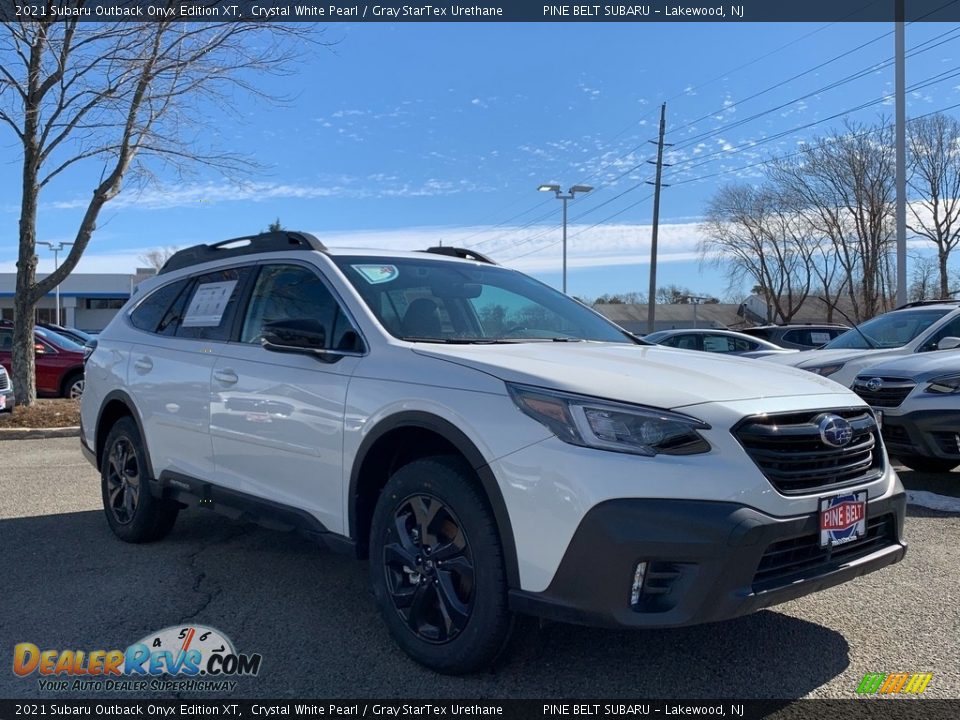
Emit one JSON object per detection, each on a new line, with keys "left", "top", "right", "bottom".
{"left": 46, "top": 178, "right": 489, "bottom": 212}
{"left": 0, "top": 220, "right": 707, "bottom": 276}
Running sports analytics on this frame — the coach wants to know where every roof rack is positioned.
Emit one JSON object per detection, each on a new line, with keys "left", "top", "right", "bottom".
{"left": 421, "top": 246, "right": 497, "bottom": 265}
{"left": 894, "top": 299, "right": 960, "bottom": 310}
{"left": 159, "top": 231, "right": 327, "bottom": 274}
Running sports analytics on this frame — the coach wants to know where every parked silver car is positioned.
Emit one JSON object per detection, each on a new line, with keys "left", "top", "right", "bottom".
{"left": 644, "top": 328, "right": 798, "bottom": 359}
{"left": 853, "top": 351, "right": 960, "bottom": 473}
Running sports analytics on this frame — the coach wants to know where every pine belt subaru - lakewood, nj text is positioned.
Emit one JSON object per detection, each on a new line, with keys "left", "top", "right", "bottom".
{"left": 80, "top": 231, "right": 907, "bottom": 674}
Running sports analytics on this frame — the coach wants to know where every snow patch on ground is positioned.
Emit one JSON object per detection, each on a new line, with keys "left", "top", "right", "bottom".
{"left": 907, "top": 490, "right": 960, "bottom": 513}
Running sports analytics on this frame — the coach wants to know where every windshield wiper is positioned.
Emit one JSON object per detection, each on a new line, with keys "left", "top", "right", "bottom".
{"left": 401, "top": 336, "right": 585, "bottom": 344}
{"left": 399, "top": 337, "right": 501, "bottom": 344}
{"left": 817, "top": 297, "right": 877, "bottom": 349}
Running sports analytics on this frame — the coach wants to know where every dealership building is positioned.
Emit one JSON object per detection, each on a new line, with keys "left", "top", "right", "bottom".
{"left": 0, "top": 269, "right": 156, "bottom": 331}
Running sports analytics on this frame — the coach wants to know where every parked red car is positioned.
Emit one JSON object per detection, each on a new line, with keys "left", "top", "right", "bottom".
{"left": 0, "top": 322, "right": 85, "bottom": 398}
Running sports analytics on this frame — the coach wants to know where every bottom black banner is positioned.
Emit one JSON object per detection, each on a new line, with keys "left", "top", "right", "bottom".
{"left": 1, "top": 700, "right": 958, "bottom": 720}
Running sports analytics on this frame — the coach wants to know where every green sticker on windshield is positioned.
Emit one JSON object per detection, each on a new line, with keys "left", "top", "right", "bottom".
{"left": 352, "top": 264, "right": 399, "bottom": 284}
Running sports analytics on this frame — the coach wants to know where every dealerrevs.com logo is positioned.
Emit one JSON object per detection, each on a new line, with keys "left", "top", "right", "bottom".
{"left": 13, "top": 625, "right": 262, "bottom": 692}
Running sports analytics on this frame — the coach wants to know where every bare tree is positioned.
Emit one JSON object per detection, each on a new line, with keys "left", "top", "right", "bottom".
{"left": 699, "top": 183, "right": 812, "bottom": 323}
{"left": 138, "top": 246, "right": 178, "bottom": 271}
{"left": 771, "top": 120, "right": 896, "bottom": 323}
{"left": 0, "top": 12, "right": 318, "bottom": 404}
{"left": 907, "top": 112, "right": 960, "bottom": 298}
{"left": 908, "top": 254, "right": 939, "bottom": 302}
{"left": 655, "top": 285, "right": 693, "bottom": 304}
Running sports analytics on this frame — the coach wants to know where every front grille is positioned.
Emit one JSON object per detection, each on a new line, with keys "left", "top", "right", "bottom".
{"left": 733, "top": 408, "right": 883, "bottom": 495}
{"left": 0, "top": 370, "right": 8, "bottom": 391}
{"left": 753, "top": 514, "right": 896, "bottom": 593}
{"left": 852, "top": 377, "right": 916, "bottom": 408}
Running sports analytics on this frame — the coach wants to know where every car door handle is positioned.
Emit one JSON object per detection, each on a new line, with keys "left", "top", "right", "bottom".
{"left": 133, "top": 357, "right": 153, "bottom": 372}
{"left": 213, "top": 369, "right": 239, "bottom": 385}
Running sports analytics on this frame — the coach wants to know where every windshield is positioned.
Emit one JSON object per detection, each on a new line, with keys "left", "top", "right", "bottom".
{"left": 824, "top": 309, "right": 949, "bottom": 350}
{"left": 333, "top": 256, "right": 636, "bottom": 344}
{"left": 35, "top": 326, "right": 86, "bottom": 352}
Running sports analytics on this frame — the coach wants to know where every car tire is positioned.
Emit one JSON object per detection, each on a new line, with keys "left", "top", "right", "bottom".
{"left": 64, "top": 372, "right": 84, "bottom": 400}
{"left": 369, "top": 456, "right": 513, "bottom": 674}
{"left": 896, "top": 455, "right": 959, "bottom": 474}
{"left": 101, "top": 416, "right": 179, "bottom": 543}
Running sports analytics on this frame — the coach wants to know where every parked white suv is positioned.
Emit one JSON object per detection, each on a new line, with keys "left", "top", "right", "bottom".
{"left": 763, "top": 301, "right": 960, "bottom": 387}
{"left": 853, "top": 352, "right": 960, "bottom": 473}
{"left": 81, "top": 231, "right": 906, "bottom": 673}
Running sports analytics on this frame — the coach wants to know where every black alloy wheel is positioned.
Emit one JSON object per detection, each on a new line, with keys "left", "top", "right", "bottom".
{"left": 383, "top": 493, "right": 475, "bottom": 643}
{"left": 100, "top": 416, "right": 179, "bottom": 543}
{"left": 369, "top": 456, "right": 513, "bottom": 674}
{"left": 105, "top": 436, "right": 141, "bottom": 525}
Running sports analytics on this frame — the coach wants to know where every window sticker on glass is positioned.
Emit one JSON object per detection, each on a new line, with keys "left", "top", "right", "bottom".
{"left": 352, "top": 264, "right": 399, "bottom": 284}
{"left": 181, "top": 280, "right": 237, "bottom": 327}
{"left": 810, "top": 332, "right": 831, "bottom": 345}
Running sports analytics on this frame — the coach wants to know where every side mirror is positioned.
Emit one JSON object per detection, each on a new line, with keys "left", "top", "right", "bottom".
{"left": 261, "top": 319, "right": 326, "bottom": 355}
{"left": 938, "top": 336, "right": 960, "bottom": 351}
{"left": 34, "top": 342, "right": 46, "bottom": 356}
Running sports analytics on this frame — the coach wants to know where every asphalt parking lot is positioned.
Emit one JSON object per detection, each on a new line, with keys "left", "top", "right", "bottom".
{"left": 1, "top": 438, "right": 958, "bottom": 700}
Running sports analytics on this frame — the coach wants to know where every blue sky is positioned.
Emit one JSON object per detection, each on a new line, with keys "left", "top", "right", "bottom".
{"left": 2, "top": 21, "right": 958, "bottom": 301}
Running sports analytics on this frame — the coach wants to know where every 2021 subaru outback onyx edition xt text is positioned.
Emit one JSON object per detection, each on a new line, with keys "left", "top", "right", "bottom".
{"left": 81, "top": 231, "right": 907, "bottom": 674}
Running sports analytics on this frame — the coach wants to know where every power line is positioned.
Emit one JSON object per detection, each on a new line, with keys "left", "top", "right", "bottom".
{"left": 459, "top": 15, "right": 881, "bottom": 244}
{"left": 666, "top": 98, "right": 960, "bottom": 188}
{"left": 499, "top": 96, "right": 960, "bottom": 267}
{"left": 665, "top": 64, "right": 960, "bottom": 181}
{"left": 500, "top": 192, "right": 656, "bottom": 263}
{"left": 667, "top": 29, "right": 894, "bottom": 138}
{"left": 669, "top": 26, "right": 960, "bottom": 154}
{"left": 666, "top": 0, "right": 960, "bottom": 140}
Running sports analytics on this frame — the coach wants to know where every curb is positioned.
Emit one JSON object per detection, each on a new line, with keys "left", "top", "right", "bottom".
{"left": 0, "top": 426, "right": 80, "bottom": 441}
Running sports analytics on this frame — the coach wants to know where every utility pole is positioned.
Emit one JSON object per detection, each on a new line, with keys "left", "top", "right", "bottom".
{"left": 647, "top": 103, "right": 671, "bottom": 333}
{"left": 895, "top": 0, "right": 907, "bottom": 307}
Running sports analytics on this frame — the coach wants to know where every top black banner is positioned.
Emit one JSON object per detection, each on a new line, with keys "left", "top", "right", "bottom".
{"left": 0, "top": 0, "right": 958, "bottom": 23}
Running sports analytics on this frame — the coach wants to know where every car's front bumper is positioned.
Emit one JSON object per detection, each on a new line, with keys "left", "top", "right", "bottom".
{"left": 509, "top": 491, "right": 906, "bottom": 628}
{"left": 0, "top": 387, "right": 14, "bottom": 412}
{"left": 881, "top": 409, "right": 960, "bottom": 461}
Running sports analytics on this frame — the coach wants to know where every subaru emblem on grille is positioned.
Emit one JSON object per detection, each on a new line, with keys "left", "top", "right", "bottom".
{"left": 818, "top": 414, "right": 854, "bottom": 448}
{"left": 865, "top": 377, "right": 882, "bottom": 392}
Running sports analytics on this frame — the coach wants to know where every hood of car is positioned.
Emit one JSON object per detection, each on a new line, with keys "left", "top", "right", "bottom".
{"left": 855, "top": 351, "right": 960, "bottom": 381}
{"left": 412, "top": 342, "right": 851, "bottom": 409}
{"left": 762, "top": 347, "right": 887, "bottom": 368}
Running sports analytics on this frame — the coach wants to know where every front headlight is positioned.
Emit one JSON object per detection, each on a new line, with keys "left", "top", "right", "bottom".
{"left": 925, "top": 374, "right": 960, "bottom": 394}
{"left": 506, "top": 383, "right": 711, "bottom": 456}
{"left": 807, "top": 363, "right": 845, "bottom": 377}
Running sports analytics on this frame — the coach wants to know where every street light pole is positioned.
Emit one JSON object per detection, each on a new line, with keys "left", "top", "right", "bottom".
{"left": 37, "top": 241, "right": 74, "bottom": 325}
{"left": 538, "top": 183, "right": 593, "bottom": 294}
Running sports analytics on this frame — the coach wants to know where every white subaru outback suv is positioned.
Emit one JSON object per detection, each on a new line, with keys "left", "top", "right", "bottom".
{"left": 81, "top": 231, "right": 906, "bottom": 674}
{"left": 763, "top": 300, "right": 960, "bottom": 388}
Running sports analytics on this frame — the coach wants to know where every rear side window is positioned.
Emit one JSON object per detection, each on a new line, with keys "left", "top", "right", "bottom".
{"left": 176, "top": 267, "right": 252, "bottom": 342}
{"left": 783, "top": 329, "right": 839, "bottom": 347}
{"left": 130, "top": 279, "right": 192, "bottom": 334}
{"left": 662, "top": 334, "right": 699, "bottom": 350}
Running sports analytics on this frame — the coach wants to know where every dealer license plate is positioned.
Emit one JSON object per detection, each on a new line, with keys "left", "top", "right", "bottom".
{"left": 0, "top": 394, "right": 5, "bottom": 411}
{"left": 872, "top": 408, "right": 883, "bottom": 428}
{"left": 819, "top": 490, "right": 867, "bottom": 548}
